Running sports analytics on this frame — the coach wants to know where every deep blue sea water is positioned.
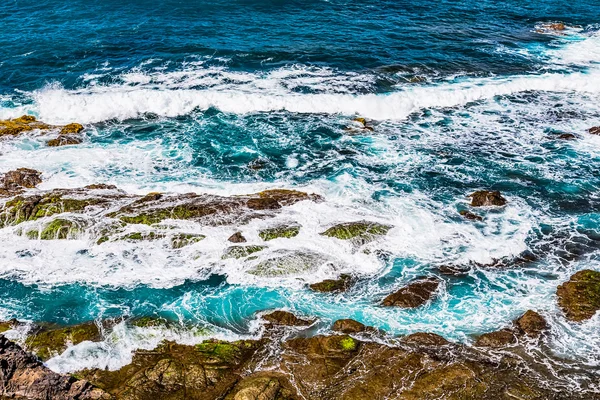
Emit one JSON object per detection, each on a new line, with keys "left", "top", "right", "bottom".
{"left": 1, "top": 0, "right": 600, "bottom": 376}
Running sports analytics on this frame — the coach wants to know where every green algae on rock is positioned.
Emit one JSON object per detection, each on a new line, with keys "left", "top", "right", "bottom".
{"left": 25, "top": 322, "right": 102, "bottom": 361}
{"left": 259, "top": 224, "right": 300, "bottom": 241}
{"left": 170, "top": 233, "right": 206, "bottom": 249}
{"left": 557, "top": 269, "right": 600, "bottom": 321}
{"left": 26, "top": 218, "right": 84, "bottom": 240}
{"left": 320, "top": 221, "right": 391, "bottom": 245}
{"left": 222, "top": 245, "right": 266, "bottom": 259}
{"left": 309, "top": 274, "right": 354, "bottom": 293}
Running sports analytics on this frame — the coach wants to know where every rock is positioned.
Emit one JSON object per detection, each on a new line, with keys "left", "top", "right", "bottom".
{"left": 320, "top": 221, "right": 391, "bottom": 245}
{"left": 120, "top": 231, "right": 166, "bottom": 242}
{"left": 309, "top": 274, "right": 353, "bottom": 293}
{"left": 170, "top": 233, "right": 205, "bottom": 249}
{"left": 59, "top": 123, "right": 84, "bottom": 135}
{"left": 469, "top": 190, "right": 507, "bottom": 207}
{"left": 401, "top": 332, "right": 450, "bottom": 346}
{"left": 26, "top": 218, "right": 84, "bottom": 240}
{"left": 222, "top": 245, "right": 267, "bottom": 259}
{"left": 351, "top": 117, "right": 374, "bottom": 131}
{"left": 84, "top": 184, "right": 118, "bottom": 190}
{"left": 437, "top": 264, "right": 470, "bottom": 276}
{"left": 2, "top": 168, "right": 42, "bottom": 189}
{"left": 474, "top": 329, "right": 516, "bottom": 348}
{"left": 47, "top": 135, "right": 83, "bottom": 147}
{"left": 0, "top": 318, "right": 20, "bottom": 333}
{"left": 514, "top": 310, "right": 548, "bottom": 338}
{"left": 459, "top": 210, "right": 483, "bottom": 221}
{"left": 0, "top": 115, "right": 52, "bottom": 136}
{"left": 262, "top": 311, "right": 315, "bottom": 327}
{"left": 223, "top": 373, "right": 298, "bottom": 400}
{"left": 381, "top": 277, "right": 440, "bottom": 308}
{"left": 556, "top": 269, "right": 600, "bottom": 321}
{"left": 0, "top": 335, "right": 108, "bottom": 399}
{"left": 558, "top": 133, "right": 577, "bottom": 140}
{"left": 228, "top": 231, "right": 247, "bottom": 243}
{"left": 248, "top": 250, "right": 333, "bottom": 277}
{"left": 332, "top": 319, "right": 366, "bottom": 334}
{"left": 24, "top": 321, "right": 102, "bottom": 361}
{"left": 589, "top": 126, "right": 600, "bottom": 135}
{"left": 259, "top": 224, "right": 300, "bottom": 241}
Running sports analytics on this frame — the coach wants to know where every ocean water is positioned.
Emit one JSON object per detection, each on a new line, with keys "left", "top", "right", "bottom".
{"left": 1, "top": 0, "right": 600, "bottom": 380}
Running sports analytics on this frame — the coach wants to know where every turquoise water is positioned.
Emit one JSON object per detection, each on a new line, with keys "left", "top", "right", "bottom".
{"left": 0, "top": 0, "right": 600, "bottom": 374}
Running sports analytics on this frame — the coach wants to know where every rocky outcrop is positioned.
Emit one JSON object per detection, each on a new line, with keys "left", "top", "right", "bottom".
{"left": 222, "top": 245, "right": 266, "bottom": 259}
{"left": 459, "top": 210, "right": 483, "bottom": 221}
{"left": 0, "top": 116, "right": 84, "bottom": 139}
{"left": 47, "top": 135, "right": 83, "bottom": 147}
{"left": 589, "top": 126, "right": 600, "bottom": 135}
{"left": 0, "top": 168, "right": 42, "bottom": 197}
{"left": 381, "top": 277, "right": 440, "bottom": 308}
{"left": 24, "top": 322, "right": 102, "bottom": 361}
{"left": 514, "top": 310, "right": 548, "bottom": 338}
{"left": 401, "top": 332, "right": 449, "bottom": 346}
{"left": 227, "top": 232, "right": 247, "bottom": 243}
{"left": 0, "top": 335, "right": 108, "bottom": 399}
{"left": 259, "top": 224, "right": 300, "bottom": 241}
{"left": 557, "top": 269, "right": 600, "bottom": 321}
{"left": 474, "top": 329, "right": 516, "bottom": 348}
{"left": 468, "top": 190, "right": 507, "bottom": 207}
{"left": 309, "top": 274, "right": 353, "bottom": 293}
{"left": 248, "top": 250, "right": 334, "bottom": 277}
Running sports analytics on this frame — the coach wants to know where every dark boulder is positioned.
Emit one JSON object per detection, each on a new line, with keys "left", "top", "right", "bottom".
{"left": 47, "top": 135, "right": 83, "bottom": 147}
{"left": 262, "top": 310, "right": 315, "bottom": 327}
{"left": 332, "top": 319, "right": 366, "bottom": 334}
{"left": 381, "top": 277, "right": 440, "bottom": 308}
{"left": 469, "top": 191, "right": 507, "bottom": 207}
{"left": 228, "top": 231, "right": 247, "bottom": 243}
{"left": 588, "top": 126, "right": 600, "bottom": 135}
{"left": 459, "top": 210, "right": 483, "bottom": 221}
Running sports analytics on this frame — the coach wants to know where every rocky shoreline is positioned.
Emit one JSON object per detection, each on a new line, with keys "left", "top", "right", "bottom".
{"left": 1, "top": 117, "right": 600, "bottom": 399}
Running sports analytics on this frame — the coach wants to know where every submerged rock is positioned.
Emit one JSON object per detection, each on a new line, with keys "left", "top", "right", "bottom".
{"left": 309, "top": 274, "right": 354, "bottom": 293}
{"left": 259, "top": 224, "right": 300, "bottom": 241}
{"left": 557, "top": 269, "right": 600, "bottom": 321}
{"left": 24, "top": 321, "right": 102, "bottom": 361}
{"left": 321, "top": 221, "right": 391, "bottom": 245}
{"left": 381, "top": 277, "right": 440, "bottom": 308}
{"left": 459, "top": 210, "right": 483, "bottom": 221}
{"left": 227, "top": 231, "right": 247, "bottom": 243}
{"left": 263, "top": 311, "right": 315, "bottom": 327}
{"left": 0, "top": 336, "right": 108, "bottom": 399}
{"left": 469, "top": 190, "right": 507, "bottom": 207}
{"left": 248, "top": 250, "right": 333, "bottom": 277}
{"left": 222, "top": 245, "right": 266, "bottom": 259}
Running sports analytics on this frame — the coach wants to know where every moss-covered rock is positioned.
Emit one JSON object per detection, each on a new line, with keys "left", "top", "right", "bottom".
{"left": 0, "top": 318, "right": 20, "bottom": 333}
{"left": 381, "top": 277, "right": 440, "bottom": 308}
{"left": 320, "top": 221, "right": 391, "bottom": 244}
{"left": 121, "top": 231, "right": 166, "bottom": 242}
{"left": 26, "top": 218, "right": 83, "bottom": 240}
{"left": 259, "top": 225, "right": 300, "bottom": 241}
{"left": 222, "top": 245, "right": 266, "bottom": 259}
{"left": 25, "top": 322, "right": 102, "bottom": 361}
{"left": 309, "top": 274, "right": 353, "bottom": 293}
{"left": 469, "top": 190, "right": 507, "bottom": 207}
{"left": 170, "top": 233, "right": 205, "bottom": 249}
{"left": 557, "top": 269, "right": 600, "bottom": 321}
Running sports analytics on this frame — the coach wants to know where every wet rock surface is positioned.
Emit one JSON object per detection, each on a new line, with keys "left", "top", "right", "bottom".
{"left": 309, "top": 274, "right": 354, "bottom": 293}
{"left": 469, "top": 190, "right": 507, "bottom": 207}
{"left": 381, "top": 277, "right": 440, "bottom": 308}
{"left": 514, "top": 310, "right": 548, "bottom": 338}
{"left": 262, "top": 311, "right": 315, "bottom": 327}
{"left": 332, "top": 319, "right": 366, "bottom": 334}
{"left": 557, "top": 269, "right": 600, "bottom": 321}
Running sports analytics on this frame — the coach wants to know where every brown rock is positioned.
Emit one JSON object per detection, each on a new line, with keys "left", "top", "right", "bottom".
{"left": 474, "top": 329, "right": 516, "bottom": 348}
{"left": 47, "top": 135, "right": 83, "bottom": 147}
{"left": 557, "top": 269, "right": 600, "bottom": 321}
{"left": 515, "top": 310, "right": 548, "bottom": 338}
{"left": 228, "top": 231, "right": 247, "bottom": 243}
{"left": 59, "top": 123, "right": 84, "bottom": 134}
{"left": 382, "top": 277, "right": 440, "bottom": 308}
{"left": 223, "top": 373, "right": 298, "bottom": 400}
{"left": 459, "top": 210, "right": 483, "bottom": 221}
{"left": 332, "top": 319, "right": 366, "bottom": 334}
{"left": 558, "top": 133, "right": 576, "bottom": 140}
{"left": 469, "top": 190, "right": 507, "bottom": 207}
{"left": 589, "top": 126, "right": 600, "bottom": 135}
{"left": 3, "top": 168, "right": 42, "bottom": 189}
{"left": 437, "top": 265, "right": 470, "bottom": 276}
{"left": 402, "top": 332, "right": 450, "bottom": 346}
{"left": 84, "top": 184, "right": 118, "bottom": 190}
{"left": 263, "top": 310, "right": 315, "bottom": 327}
